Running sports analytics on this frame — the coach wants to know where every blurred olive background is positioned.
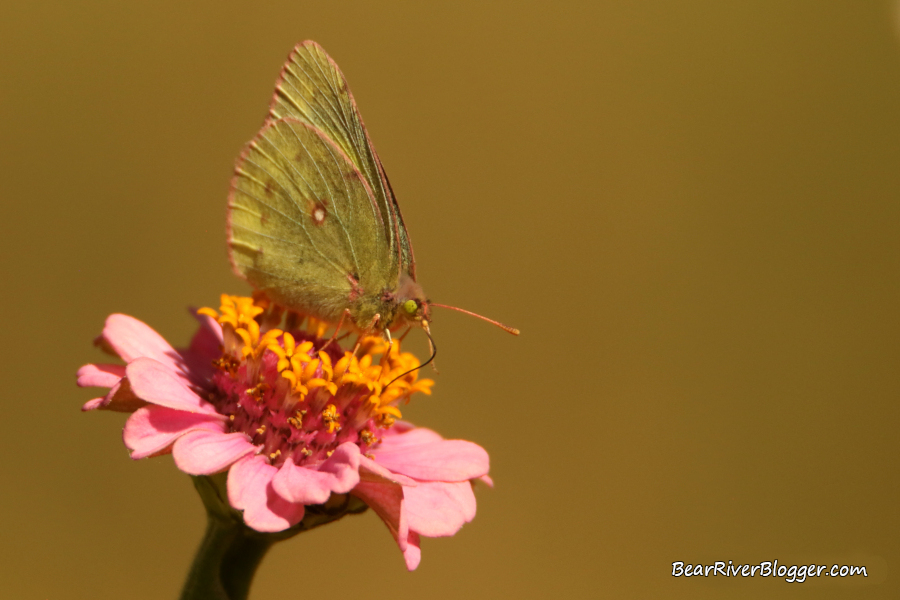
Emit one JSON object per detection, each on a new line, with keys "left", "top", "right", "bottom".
{"left": 2, "top": 1, "right": 899, "bottom": 598}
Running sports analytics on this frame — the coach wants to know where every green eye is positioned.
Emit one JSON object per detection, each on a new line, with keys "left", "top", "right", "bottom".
{"left": 402, "top": 299, "right": 418, "bottom": 315}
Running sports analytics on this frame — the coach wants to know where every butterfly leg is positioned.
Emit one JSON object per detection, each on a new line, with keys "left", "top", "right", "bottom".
{"left": 350, "top": 313, "right": 382, "bottom": 357}
{"left": 321, "top": 308, "right": 352, "bottom": 352}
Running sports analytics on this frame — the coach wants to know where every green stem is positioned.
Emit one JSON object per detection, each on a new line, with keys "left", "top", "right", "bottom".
{"left": 179, "top": 515, "right": 274, "bottom": 600}
{"left": 179, "top": 474, "right": 369, "bottom": 600}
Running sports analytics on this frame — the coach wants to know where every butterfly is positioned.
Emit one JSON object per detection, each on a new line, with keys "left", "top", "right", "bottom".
{"left": 226, "top": 41, "right": 517, "bottom": 346}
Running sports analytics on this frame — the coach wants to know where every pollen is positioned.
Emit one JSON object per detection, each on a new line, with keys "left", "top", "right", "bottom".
{"left": 322, "top": 404, "right": 341, "bottom": 433}
{"left": 246, "top": 382, "right": 269, "bottom": 402}
{"left": 199, "top": 295, "right": 434, "bottom": 468}
{"left": 287, "top": 410, "right": 306, "bottom": 429}
{"left": 359, "top": 429, "right": 376, "bottom": 446}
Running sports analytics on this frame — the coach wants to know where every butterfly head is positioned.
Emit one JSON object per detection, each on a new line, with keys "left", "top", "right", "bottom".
{"left": 400, "top": 297, "right": 431, "bottom": 326}
{"left": 393, "top": 275, "right": 431, "bottom": 329}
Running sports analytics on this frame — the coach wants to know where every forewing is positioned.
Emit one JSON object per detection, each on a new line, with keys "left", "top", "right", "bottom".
{"left": 267, "top": 41, "right": 417, "bottom": 281}
{"left": 227, "top": 118, "right": 388, "bottom": 321}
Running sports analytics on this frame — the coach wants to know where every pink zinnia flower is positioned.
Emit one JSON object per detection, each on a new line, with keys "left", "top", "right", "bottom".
{"left": 78, "top": 294, "right": 491, "bottom": 570}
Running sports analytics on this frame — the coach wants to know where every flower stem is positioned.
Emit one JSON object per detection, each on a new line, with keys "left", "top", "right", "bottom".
{"left": 179, "top": 514, "right": 274, "bottom": 600}
{"left": 180, "top": 474, "right": 369, "bottom": 600}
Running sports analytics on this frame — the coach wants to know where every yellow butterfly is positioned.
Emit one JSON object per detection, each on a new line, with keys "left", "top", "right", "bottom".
{"left": 227, "top": 41, "right": 517, "bottom": 346}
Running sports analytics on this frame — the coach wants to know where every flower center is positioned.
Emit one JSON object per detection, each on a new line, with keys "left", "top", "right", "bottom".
{"left": 198, "top": 295, "right": 433, "bottom": 467}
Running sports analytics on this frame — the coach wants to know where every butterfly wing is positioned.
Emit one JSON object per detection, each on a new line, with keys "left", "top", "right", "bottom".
{"left": 267, "top": 41, "right": 417, "bottom": 282}
{"left": 227, "top": 117, "right": 391, "bottom": 323}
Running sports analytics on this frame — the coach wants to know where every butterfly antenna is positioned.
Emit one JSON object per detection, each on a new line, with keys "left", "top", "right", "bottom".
{"left": 384, "top": 326, "right": 438, "bottom": 390}
{"left": 429, "top": 303, "right": 520, "bottom": 335}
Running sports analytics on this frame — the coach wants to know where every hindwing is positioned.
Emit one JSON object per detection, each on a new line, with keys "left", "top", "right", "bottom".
{"left": 227, "top": 118, "right": 390, "bottom": 322}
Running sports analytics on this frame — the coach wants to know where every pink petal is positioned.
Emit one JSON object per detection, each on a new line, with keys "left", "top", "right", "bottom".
{"left": 82, "top": 397, "right": 105, "bottom": 411}
{"left": 99, "top": 314, "right": 184, "bottom": 373}
{"left": 82, "top": 378, "right": 146, "bottom": 413}
{"left": 228, "top": 455, "right": 305, "bottom": 532}
{"left": 372, "top": 439, "right": 489, "bottom": 482}
{"left": 173, "top": 430, "right": 256, "bottom": 475}
{"left": 124, "top": 405, "right": 225, "bottom": 459}
{"left": 352, "top": 480, "right": 408, "bottom": 551}
{"left": 353, "top": 480, "right": 425, "bottom": 570}
{"left": 271, "top": 443, "right": 361, "bottom": 505}
{"left": 76, "top": 363, "right": 125, "bottom": 388}
{"left": 126, "top": 358, "right": 222, "bottom": 416}
{"left": 479, "top": 474, "right": 494, "bottom": 488}
{"left": 403, "top": 480, "right": 477, "bottom": 537}
{"left": 358, "top": 455, "right": 417, "bottom": 487}
{"left": 383, "top": 420, "right": 416, "bottom": 435}
{"left": 178, "top": 312, "right": 223, "bottom": 384}
{"left": 378, "top": 425, "right": 443, "bottom": 448}
{"left": 193, "top": 311, "right": 224, "bottom": 347}
{"left": 404, "top": 532, "right": 422, "bottom": 571}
